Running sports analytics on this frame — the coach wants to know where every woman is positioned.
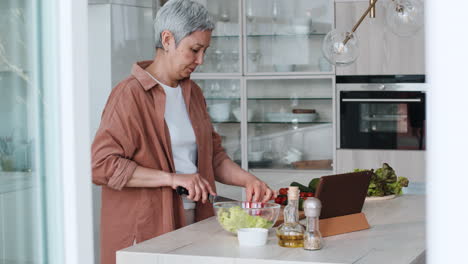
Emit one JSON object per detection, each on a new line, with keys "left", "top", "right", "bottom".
{"left": 91, "top": 1, "right": 275, "bottom": 263}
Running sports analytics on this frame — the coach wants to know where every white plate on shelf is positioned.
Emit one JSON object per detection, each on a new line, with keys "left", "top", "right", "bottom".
{"left": 265, "top": 112, "right": 318, "bottom": 122}
{"left": 365, "top": 194, "right": 397, "bottom": 201}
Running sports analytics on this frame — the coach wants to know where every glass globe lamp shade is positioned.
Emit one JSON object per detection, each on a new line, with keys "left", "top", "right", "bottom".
{"left": 321, "top": 29, "right": 359, "bottom": 66}
{"left": 385, "top": 0, "right": 424, "bottom": 37}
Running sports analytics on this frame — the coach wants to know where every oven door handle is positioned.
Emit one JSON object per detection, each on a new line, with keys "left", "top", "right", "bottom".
{"left": 341, "top": 98, "right": 422, "bottom": 102}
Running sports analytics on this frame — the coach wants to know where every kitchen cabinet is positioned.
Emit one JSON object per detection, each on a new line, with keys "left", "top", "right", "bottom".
{"left": 335, "top": 0, "right": 425, "bottom": 76}
{"left": 191, "top": 0, "right": 336, "bottom": 200}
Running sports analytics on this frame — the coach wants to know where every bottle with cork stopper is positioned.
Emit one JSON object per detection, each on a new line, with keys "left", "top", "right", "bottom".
{"left": 303, "top": 197, "right": 323, "bottom": 250}
{"left": 276, "top": 186, "right": 305, "bottom": 248}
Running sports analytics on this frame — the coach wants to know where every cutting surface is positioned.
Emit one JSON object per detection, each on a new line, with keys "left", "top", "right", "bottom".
{"left": 117, "top": 194, "right": 425, "bottom": 264}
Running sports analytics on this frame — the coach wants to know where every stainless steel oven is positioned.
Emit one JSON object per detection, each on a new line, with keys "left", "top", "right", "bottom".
{"left": 336, "top": 75, "right": 426, "bottom": 182}
{"left": 337, "top": 76, "right": 426, "bottom": 150}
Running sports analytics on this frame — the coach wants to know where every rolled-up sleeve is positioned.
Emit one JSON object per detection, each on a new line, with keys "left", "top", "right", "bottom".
{"left": 91, "top": 97, "right": 139, "bottom": 191}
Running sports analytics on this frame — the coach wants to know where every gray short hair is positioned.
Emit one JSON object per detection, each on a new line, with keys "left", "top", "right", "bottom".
{"left": 154, "top": 0, "right": 215, "bottom": 49}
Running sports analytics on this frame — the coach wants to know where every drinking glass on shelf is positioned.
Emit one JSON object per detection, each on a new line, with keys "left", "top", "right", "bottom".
{"left": 218, "top": 4, "right": 230, "bottom": 36}
{"left": 229, "top": 80, "right": 239, "bottom": 98}
{"left": 230, "top": 49, "right": 239, "bottom": 72}
{"left": 289, "top": 92, "right": 299, "bottom": 107}
{"left": 248, "top": 49, "right": 262, "bottom": 72}
{"left": 246, "top": 0, "right": 256, "bottom": 35}
{"left": 210, "top": 81, "right": 221, "bottom": 97}
{"left": 213, "top": 49, "right": 224, "bottom": 72}
{"left": 271, "top": 0, "right": 281, "bottom": 35}
{"left": 199, "top": 51, "right": 213, "bottom": 72}
{"left": 291, "top": 120, "right": 299, "bottom": 130}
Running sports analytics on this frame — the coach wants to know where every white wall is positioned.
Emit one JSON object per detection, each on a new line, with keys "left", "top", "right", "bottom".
{"left": 426, "top": 0, "right": 468, "bottom": 263}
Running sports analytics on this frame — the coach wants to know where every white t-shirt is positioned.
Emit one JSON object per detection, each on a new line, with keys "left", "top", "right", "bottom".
{"left": 146, "top": 72, "right": 198, "bottom": 175}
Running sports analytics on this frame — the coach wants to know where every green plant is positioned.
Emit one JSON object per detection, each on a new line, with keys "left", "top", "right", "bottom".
{"left": 0, "top": 136, "right": 15, "bottom": 171}
{"left": 0, "top": 136, "right": 14, "bottom": 156}
{"left": 354, "top": 163, "right": 409, "bottom": 196}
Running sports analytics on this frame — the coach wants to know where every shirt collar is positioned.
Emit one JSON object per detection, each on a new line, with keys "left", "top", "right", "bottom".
{"left": 131, "top": 60, "right": 191, "bottom": 92}
{"left": 131, "top": 60, "right": 158, "bottom": 91}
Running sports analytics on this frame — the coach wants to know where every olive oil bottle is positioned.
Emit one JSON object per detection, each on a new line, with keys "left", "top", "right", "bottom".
{"left": 276, "top": 186, "right": 305, "bottom": 248}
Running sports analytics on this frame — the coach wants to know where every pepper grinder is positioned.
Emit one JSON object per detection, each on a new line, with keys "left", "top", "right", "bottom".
{"left": 303, "top": 197, "right": 323, "bottom": 250}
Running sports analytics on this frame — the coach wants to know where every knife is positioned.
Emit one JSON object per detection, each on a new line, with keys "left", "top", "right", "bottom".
{"left": 176, "top": 186, "right": 217, "bottom": 204}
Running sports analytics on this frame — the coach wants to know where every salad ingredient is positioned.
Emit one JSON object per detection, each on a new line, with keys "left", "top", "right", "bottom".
{"left": 308, "top": 178, "right": 320, "bottom": 192}
{"left": 217, "top": 206, "right": 273, "bottom": 233}
{"left": 290, "top": 182, "right": 314, "bottom": 193}
{"left": 274, "top": 180, "right": 318, "bottom": 210}
{"left": 354, "top": 163, "right": 409, "bottom": 196}
{"left": 279, "top": 188, "right": 288, "bottom": 196}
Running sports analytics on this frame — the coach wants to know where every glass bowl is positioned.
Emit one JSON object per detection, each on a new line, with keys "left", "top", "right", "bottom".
{"left": 213, "top": 201, "right": 280, "bottom": 234}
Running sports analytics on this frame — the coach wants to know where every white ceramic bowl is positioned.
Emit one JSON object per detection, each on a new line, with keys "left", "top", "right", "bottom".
{"left": 266, "top": 112, "right": 318, "bottom": 122}
{"left": 209, "top": 102, "right": 231, "bottom": 122}
{"left": 273, "top": 64, "right": 296, "bottom": 72}
{"left": 232, "top": 107, "right": 254, "bottom": 122}
{"left": 248, "top": 151, "right": 264, "bottom": 162}
{"left": 283, "top": 151, "right": 302, "bottom": 164}
{"left": 294, "top": 25, "right": 310, "bottom": 34}
{"left": 237, "top": 228, "right": 268, "bottom": 247}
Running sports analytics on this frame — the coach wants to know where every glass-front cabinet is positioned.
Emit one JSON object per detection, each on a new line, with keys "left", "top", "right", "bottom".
{"left": 244, "top": 0, "right": 333, "bottom": 74}
{"left": 191, "top": 0, "right": 335, "bottom": 198}
{"left": 246, "top": 77, "right": 333, "bottom": 170}
{"left": 192, "top": 78, "right": 242, "bottom": 163}
{"left": 195, "top": 0, "right": 333, "bottom": 75}
{"left": 195, "top": 0, "right": 241, "bottom": 74}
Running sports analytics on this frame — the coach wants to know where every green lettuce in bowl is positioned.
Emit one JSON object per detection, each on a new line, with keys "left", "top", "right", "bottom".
{"left": 213, "top": 202, "right": 280, "bottom": 234}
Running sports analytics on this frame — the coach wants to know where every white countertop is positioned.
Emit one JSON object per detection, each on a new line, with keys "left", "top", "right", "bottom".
{"left": 117, "top": 194, "right": 425, "bottom": 264}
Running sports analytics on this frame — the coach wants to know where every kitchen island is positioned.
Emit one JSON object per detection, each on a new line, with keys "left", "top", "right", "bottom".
{"left": 117, "top": 193, "right": 425, "bottom": 264}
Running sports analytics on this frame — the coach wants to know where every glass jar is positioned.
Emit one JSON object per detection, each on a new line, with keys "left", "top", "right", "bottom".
{"left": 276, "top": 186, "right": 305, "bottom": 247}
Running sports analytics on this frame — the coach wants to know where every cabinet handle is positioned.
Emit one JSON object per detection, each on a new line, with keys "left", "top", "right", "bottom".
{"left": 341, "top": 98, "right": 421, "bottom": 102}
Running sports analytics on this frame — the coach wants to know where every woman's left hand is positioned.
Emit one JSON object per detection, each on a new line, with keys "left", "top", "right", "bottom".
{"left": 245, "top": 178, "right": 276, "bottom": 203}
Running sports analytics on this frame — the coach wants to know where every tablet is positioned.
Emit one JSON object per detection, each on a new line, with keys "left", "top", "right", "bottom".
{"left": 315, "top": 171, "right": 372, "bottom": 219}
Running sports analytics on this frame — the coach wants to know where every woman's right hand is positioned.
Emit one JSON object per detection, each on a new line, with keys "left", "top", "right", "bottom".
{"left": 171, "top": 173, "right": 216, "bottom": 203}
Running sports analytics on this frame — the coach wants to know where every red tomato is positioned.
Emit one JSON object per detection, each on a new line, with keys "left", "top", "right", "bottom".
{"left": 299, "top": 192, "right": 306, "bottom": 198}
{"left": 306, "top": 192, "right": 314, "bottom": 197}
{"left": 274, "top": 197, "right": 283, "bottom": 204}
{"left": 279, "top": 188, "right": 288, "bottom": 196}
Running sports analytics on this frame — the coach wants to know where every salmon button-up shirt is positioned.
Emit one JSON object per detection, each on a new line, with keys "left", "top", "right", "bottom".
{"left": 91, "top": 60, "right": 229, "bottom": 264}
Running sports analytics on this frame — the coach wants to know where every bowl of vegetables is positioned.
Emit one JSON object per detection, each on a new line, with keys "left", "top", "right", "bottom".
{"left": 213, "top": 202, "right": 280, "bottom": 234}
